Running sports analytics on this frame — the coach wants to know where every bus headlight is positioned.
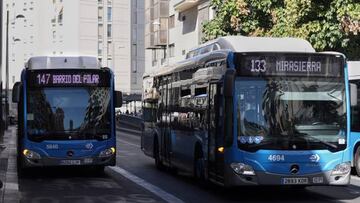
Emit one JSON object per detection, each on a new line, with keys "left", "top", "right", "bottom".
{"left": 23, "top": 149, "right": 41, "bottom": 160}
{"left": 331, "top": 162, "right": 351, "bottom": 176}
{"left": 230, "top": 163, "right": 256, "bottom": 176}
{"left": 99, "top": 147, "right": 115, "bottom": 158}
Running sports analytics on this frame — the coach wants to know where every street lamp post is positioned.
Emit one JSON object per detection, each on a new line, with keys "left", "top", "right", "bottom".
{"left": 5, "top": 11, "right": 25, "bottom": 130}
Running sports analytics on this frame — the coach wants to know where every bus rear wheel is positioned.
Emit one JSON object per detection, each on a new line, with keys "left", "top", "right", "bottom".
{"left": 355, "top": 147, "right": 360, "bottom": 177}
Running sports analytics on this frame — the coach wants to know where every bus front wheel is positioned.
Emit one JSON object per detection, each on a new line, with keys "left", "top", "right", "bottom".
{"left": 355, "top": 147, "right": 360, "bottom": 177}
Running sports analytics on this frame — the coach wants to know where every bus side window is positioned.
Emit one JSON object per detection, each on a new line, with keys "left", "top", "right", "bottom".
{"left": 351, "top": 80, "right": 360, "bottom": 132}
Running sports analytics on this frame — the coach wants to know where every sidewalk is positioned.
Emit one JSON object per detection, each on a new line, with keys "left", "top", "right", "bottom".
{"left": 0, "top": 126, "right": 19, "bottom": 203}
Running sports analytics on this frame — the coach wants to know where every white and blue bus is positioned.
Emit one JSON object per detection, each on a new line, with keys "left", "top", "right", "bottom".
{"left": 12, "top": 56, "right": 122, "bottom": 173}
{"left": 347, "top": 61, "right": 360, "bottom": 176}
{"left": 141, "top": 36, "right": 353, "bottom": 186}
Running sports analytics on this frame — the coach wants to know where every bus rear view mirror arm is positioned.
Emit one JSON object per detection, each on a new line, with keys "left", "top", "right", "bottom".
{"left": 115, "top": 91, "right": 123, "bottom": 107}
{"left": 351, "top": 83, "right": 358, "bottom": 107}
{"left": 12, "top": 82, "right": 22, "bottom": 103}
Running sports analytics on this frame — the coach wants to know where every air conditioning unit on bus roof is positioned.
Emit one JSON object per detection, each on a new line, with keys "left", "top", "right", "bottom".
{"left": 26, "top": 56, "right": 100, "bottom": 70}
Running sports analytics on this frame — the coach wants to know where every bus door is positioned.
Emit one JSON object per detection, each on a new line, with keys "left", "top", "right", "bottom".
{"left": 160, "top": 77, "right": 172, "bottom": 165}
{"left": 208, "top": 82, "right": 225, "bottom": 182}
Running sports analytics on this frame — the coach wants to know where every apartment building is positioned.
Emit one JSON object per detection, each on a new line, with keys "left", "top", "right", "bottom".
{"left": 2, "top": 0, "right": 145, "bottom": 96}
{"left": 144, "top": 0, "right": 213, "bottom": 73}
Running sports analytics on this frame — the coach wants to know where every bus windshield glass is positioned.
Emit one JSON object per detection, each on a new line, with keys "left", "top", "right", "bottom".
{"left": 27, "top": 87, "right": 111, "bottom": 141}
{"left": 236, "top": 77, "right": 346, "bottom": 152}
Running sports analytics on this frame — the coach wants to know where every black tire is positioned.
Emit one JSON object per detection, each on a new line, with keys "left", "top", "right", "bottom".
{"left": 154, "top": 138, "right": 164, "bottom": 170}
{"left": 355, "top": 146, "right": 360, "bottom": 177}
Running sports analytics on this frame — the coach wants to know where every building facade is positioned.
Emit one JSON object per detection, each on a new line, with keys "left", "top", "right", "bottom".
{"left": 144, "top": 0, "right": 213, "bottom": 73}
{"left": 2, "top": 0, "right": 145, "bottom": 96}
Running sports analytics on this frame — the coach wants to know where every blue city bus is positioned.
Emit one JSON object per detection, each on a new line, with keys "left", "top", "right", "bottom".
{"left": 12, "top": 56, "right": 122, "bottom": 173}
{"left": 141, "top": 36, "right": 352, "bottom": 186}
{"left": 347, "top": 61, "right": 360, "bottom": 176}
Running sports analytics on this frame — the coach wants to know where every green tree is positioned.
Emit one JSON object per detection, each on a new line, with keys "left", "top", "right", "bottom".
{"left": 203, "top": 0, "right": 360, "bottom": 60}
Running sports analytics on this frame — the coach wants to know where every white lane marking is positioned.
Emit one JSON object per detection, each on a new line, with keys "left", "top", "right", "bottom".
{"left": 118, "top": 140, "right": 140, "bottom": 148}
{"left": 109, "top": 166, "right": 184, "bottom": 203}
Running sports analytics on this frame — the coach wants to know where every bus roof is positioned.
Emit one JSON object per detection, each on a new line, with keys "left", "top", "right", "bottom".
{"left": 26, "top": 56, "right": 100, "bottom": 70}
{"left": 189, "top": 36, "right": 315, "bottom": 53}
{"left": 220, "top": 36, "right": 315, "bottom": 52}
{"left": 348, "top": 61, "right": 360, "bottom": 80}
{"left": 146, "top": 36, "right": 317, "bottom": 79}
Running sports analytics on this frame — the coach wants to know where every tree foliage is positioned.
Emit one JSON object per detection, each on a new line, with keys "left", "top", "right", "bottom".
{"left": 203, "top": 0, "right": 360, "bottom": 59}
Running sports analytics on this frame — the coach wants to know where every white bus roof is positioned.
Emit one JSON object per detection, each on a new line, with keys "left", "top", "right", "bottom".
{"left": 348, "top": 61, "right": 360, "bottom": 80}
{"left": 147, "top": 36, "right": 317, "bottom": 78}
{"left": 26, "top": 56, "right": 100, "bottom": 70}
{"left": 189, "top": 36, "right": 315, "bottom": 53}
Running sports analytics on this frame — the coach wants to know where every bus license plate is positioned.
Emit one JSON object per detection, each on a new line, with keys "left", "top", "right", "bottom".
{"left": 60, "top": 160, "right": 81, "bottom": 165}
{"left": 282, "top": 178, "right": 308, "bottom": 185}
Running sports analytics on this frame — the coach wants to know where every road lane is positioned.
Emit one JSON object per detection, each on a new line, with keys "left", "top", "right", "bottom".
{"left": 116, "top": 129, "right": 360, "bottom": 203}
{"left": 18, "top": 166, "right": 165, "bottom": 203}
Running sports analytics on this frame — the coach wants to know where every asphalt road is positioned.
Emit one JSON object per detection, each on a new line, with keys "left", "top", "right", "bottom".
{"left": 16, "top": 129, "right": 360, "bottom": 203}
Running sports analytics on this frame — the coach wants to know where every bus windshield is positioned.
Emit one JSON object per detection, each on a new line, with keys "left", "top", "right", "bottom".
{"left": 236, "top": 77, "right": 346, "bottom": 152}
{"left": 27, "top": 87, "right": 111, "bottom": 141}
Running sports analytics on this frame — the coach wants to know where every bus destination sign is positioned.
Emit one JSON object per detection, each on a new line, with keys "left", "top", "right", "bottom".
{"left": 37, "top": 73, "right": 99, "bottom": 85}
{"left": 27, "top": 70, "right": 111, "bottom": 87}
{"left": 235, "top": 53, "right": 344, "bottom": 77}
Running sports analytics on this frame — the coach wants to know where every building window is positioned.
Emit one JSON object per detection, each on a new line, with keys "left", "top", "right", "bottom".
{"left": 98, "top": 7, "right": 103, "bottom": 21}
{"left": 107, "top": 7, "right": 112, "bottom": 22}
{"left": 169, "top": 15, "right": 175, "bottom": 29}
{"left": 98, "top": 42, "right": 103, "bottom": 55}
{"left": 58, "top": 7, "right": 63, "bottom": 24}
{"left": 108, "top": 42, "right": 112, "bottom": 56}
{"left": 98, "top": 24, "right": 103, "bottom": 39}
{"left": 169, "top": 44, "right": 175, "bottom": 57}
{"left": 132, "top": 61, "right": 137, "bottom": 73}
{"left": 152, "top": 50, "right": 157, "bottom": 66}
{"left": 107, "top": 24, "right": 112, "bottom": 38}
{"left": 12, "top": 76, "right": 15, "bottom": 83}
{"left": 132, "top": 44, "right": 137, "bottom": 57}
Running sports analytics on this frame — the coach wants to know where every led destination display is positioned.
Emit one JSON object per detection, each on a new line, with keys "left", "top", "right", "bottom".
{"left": 27, "top": 69, "right": 111, "bottom": 87}
{"left": 234, "top": 53, "right": 344, "bottom": 77}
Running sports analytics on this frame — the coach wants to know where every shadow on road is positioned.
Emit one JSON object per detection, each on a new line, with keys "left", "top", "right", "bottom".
{"left": 158, "top": 167, "right": 360, "bottom": 203}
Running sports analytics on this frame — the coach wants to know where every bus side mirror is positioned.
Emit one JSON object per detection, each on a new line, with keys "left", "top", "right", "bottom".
{"left": 115, "top": 91, "right": 122, "bottom": 107}
{"left": 12, "top": 82, "right": 21, "bottom": 103}
{"left": 224, "top": 69, "right": 236, "bottom": 97}
{"left": 351, "top": 83, "right": 358, "bottom": 107}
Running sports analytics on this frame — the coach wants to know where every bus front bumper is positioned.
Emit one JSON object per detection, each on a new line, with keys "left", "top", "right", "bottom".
{"left": 224, "top": 165, "right": 350, "bottom": 186}
{"left": 21, "top": 154, "right": 116, "bottom": 168}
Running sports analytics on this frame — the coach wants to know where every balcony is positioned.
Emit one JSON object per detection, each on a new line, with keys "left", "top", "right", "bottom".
{"left": 174, "top": 0, "right": 199, "bottom": 12}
